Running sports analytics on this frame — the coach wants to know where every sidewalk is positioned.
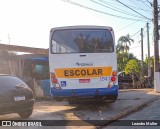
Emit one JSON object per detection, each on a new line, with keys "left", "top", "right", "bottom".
{"left": 93, "top": 89, "right": 160, "bottom": 121}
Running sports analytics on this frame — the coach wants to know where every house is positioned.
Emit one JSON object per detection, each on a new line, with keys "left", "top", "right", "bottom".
{"left": 0, "top": 43, "right": 50, "bottom": 98}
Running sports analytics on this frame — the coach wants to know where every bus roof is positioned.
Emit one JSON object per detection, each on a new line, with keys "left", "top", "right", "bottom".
{"left": 50, "top": 25, "right": 113, "bottom": 32}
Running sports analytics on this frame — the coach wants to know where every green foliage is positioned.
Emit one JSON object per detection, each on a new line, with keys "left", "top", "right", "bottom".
{"left": 117, "top": 52, "right": 137, "bottom": 72}
{"left": 116, "top": 34, "right": 136, "bottom": 72}
{"left": 124, "top": 59, "right": 141, "bottom": 88}
{"left": 145, "top": 56, "right": 154, "bottom": 67}
{"left": 116, "top": 43, "right": 125, "bottom": 53}
{"left": 125, "top": 59, "right": 141, "bottom": 75}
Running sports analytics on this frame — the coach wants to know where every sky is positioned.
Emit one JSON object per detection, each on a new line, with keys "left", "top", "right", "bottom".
{"left": 0, "top": 0, "right": 157, "bottom": 59}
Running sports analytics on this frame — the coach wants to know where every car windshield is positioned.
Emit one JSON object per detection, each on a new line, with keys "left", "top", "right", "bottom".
{"left": 0, "top": 76, "right": 25, "bottom": 88}
{"left": 51, "top": 29, "right": 114, "bottom": 53}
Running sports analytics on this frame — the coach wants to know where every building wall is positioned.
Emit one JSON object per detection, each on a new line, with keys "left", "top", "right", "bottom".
{"left": 0, "top": 52, "right": 50, "bottom": 99}
{"left": 0, "top": 58, "right": 10, "bottom": 74}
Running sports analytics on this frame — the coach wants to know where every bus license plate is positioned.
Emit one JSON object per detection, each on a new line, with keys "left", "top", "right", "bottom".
{"left": 79, "top": 79, "right": 90, "bottom": 83}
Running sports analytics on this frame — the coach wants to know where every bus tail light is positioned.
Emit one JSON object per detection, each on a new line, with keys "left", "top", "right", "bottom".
{"left": 52, "top": 78, "right": 58, "bottom": 83}
{"left": 50, "top": 72, "right": 61, "bottom": 90}
{"left": 51, "top": 73, "right": 56, "bottom": 78}
{"left": 111, "top": 76, "right": 116, "bottom": 81}
{"left": 108, "top": 70, "right": 117, "bottom": 88}
{"left": 112, "top": 71, "right": 117, "bottom": 76}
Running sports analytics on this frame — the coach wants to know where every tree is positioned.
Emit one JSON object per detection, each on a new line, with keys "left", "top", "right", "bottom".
{"left": 117, "top": 34, "right": 134, "bottom": 53}
{"left": 117, "top": 52, "right": 137, "bottom": 72}
{"left": 116, "top": 43, "right": 124, "bottom": 53}
{"left": 125, "top": 59, "right": 141, "bottom": 88}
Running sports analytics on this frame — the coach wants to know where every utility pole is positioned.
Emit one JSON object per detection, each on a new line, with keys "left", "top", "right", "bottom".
{"left": 141, "top": 28, "right": 144, "bottom": 79}
{"left": 147, "top": 22, "right": 151, "bottom": 77}
{"left": 153, "top": 0, "right": 160, "bottom": 92}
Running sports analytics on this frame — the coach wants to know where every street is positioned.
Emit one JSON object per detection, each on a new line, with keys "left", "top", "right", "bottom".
{"left": 0, "top": 0, "right": 159, "bottom": 129}
{"left": 0, "top": 89, "right": 159, "bottom": 129}
{"left": 103, "top": 98, "right": 160, "bottom": 129}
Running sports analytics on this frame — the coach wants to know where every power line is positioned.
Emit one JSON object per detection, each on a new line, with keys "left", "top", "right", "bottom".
{"left": 102, "top": 0, "right": 152, "bottom": 13}
{"left": 129, "top": 0, "right": 147, "bottom": 10}
{"left": 91, "top": 0, "right": 145, "bottom": 19}
{"left": 115, "top": 21, "right": 139, "bottom": 32}
{"left": 137, "top": 0, "right": 152, "bottom": 8}
{"left": 131, "top": 30, "right": 141, "bottom": 37}
{"left": 96, "top": 0, "right": 145, "bottom": 18}
{"left": 61, "top": 0, "right": 148, "bottom": 21}
{"left": 129, "top": 0, "right": 152, "bottom": 11}
{"left": 131, "top": 25, "right": 146, "bottom": 38}
{"left": 115, "top": 0, "right": 152, "bottom": 21}
{"left": 105, "top": 0, "right": 152, "bottom": 19}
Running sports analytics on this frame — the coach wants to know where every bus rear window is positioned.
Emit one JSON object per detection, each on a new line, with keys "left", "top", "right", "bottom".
{"left": 51, "top": 29, "right": 114, "bottom": 53}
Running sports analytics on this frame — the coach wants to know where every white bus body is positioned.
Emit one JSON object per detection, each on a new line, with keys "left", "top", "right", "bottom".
{"left": 49, "top": 26, "right": 118, "bottom": 102}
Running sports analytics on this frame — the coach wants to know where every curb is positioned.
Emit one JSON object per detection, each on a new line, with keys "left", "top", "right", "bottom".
{"left": 97, "top": 96, "right": 159, "bottom": 128}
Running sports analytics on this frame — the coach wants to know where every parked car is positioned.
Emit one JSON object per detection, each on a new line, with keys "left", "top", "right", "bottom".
{"left": 118, "top": 71, "right": 139, "bottom": 88}
{"left": 0, "top": 74, "right": 35, "bottom": 118}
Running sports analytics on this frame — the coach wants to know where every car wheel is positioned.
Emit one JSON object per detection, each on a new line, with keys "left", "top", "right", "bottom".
{"left": 18, "top": 109, "right": 33, "bottom": 118}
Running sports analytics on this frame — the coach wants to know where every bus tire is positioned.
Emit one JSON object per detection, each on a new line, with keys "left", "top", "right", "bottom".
{"left": 54, "top": 97, "right": 64, "bottom": 102}
{"left": 104, "top": 96, "right": 117, "bottom": 103}
{"left": 110, "top": 96, "right": 118, "bottom": 103}
{"left": 68, "top": 100, "right": 76, "bottom": 105}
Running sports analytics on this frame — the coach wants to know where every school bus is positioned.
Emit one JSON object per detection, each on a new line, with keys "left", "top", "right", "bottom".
{"left": 49, "top": 25, "right": 118, "bottom": 103}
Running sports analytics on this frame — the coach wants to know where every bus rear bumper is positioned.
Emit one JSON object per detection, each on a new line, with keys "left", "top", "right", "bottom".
{"left": 50, "top": 85, "right": 118, "bottom": 98}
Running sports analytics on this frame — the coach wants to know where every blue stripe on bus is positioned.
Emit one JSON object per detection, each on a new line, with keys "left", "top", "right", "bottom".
{"left": 50, "top": 85, "right": 118, "bottom": 97}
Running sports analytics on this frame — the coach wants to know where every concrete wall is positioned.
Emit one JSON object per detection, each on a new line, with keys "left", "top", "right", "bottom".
{"left": 0, "top": 59, "right": 10, "bottom": 74}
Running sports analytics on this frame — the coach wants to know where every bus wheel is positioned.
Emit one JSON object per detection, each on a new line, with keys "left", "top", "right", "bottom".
{"left": 104, "top": 96, "right": 117, "bottom": 103}
{"left": 54, "top": 97, "right": 64, "bottom": 102}
{"left": 68, "top": 100, "right": 75, "bottom": 105}
{"left": 110, "top": 96, "right": 118, "bottom": 103}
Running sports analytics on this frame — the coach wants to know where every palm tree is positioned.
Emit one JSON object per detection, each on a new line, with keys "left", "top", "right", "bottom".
{"left": 116, "top": 43, "right": 124, "bottom": 53}
{"left": 117, "top": 34, "right": 134, "bottom": 53}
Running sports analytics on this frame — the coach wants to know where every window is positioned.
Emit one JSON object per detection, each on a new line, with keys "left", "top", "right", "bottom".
{"left": 51, "top": 29, "right": 114, "bottom": 53}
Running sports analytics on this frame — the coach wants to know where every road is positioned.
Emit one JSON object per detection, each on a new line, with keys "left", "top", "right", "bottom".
{"left": 103, "top": 98, "right": 160, "bottom": 129}
{"left": 0, "top": 89, "right": 159, "bottom": 129}
{"left": 0, "top": 101, "right": 95, "bottom": 129}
